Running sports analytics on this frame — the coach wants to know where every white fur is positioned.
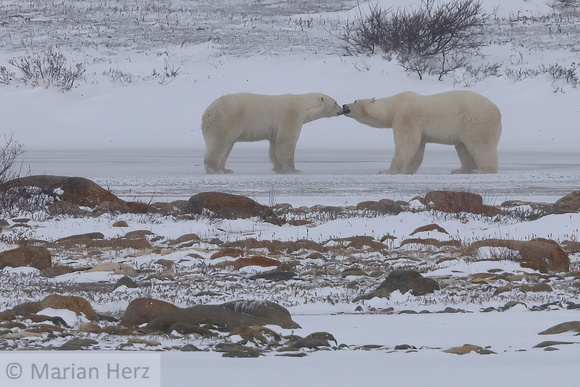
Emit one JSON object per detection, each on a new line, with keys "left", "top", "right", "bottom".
{"left": 202, "top": 92, "right": 343, "bottom": 174}
{"left": 343, "top": 90, "right": 502, "bottom": 174}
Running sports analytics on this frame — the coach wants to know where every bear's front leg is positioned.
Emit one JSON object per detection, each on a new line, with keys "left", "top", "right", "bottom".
{"left": 273, "top": 125, "right": 302, "bottom": 174}
{"left": 384, "top": 130, "right": 422, "bottom": 174}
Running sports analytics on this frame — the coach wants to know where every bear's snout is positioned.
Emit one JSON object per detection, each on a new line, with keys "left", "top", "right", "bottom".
{"left": 342, "top": 105, "right": 351, "bottom": 115}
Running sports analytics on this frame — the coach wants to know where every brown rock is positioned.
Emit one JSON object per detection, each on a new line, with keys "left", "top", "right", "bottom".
{"left": 424, "top": 190, "right": 500, "bottom": 216}
{"left": 443, "top": 344, "right": 484, "bottom": 355}
{"left": 410, "top": 223, "right": 449, "bottom": 235}
{"left": 0, "top": 246, "right": 51, "bottom": 270}
{"left": 553, "top": 191, "right": 580, "bottom": 214}
{"left": 377, "top": 269, "right": 439, "bottom": 296}
{"left": 469, "top": 238, "right": 569, "bottom": 273}
{"left": 1, "top": 175, "right": 124, "bottom": 208}
{"left": 233, "top": 256, "right": 280, "bottom": 270}
{"left": 112, "top": 220, "right": 129, "bottom": 227}
{"left": 119, "top": 298, "right": 180, "bottom": 327}
{"left": 40, "top": 294, "right": 98, "bottom": 321}
{"left": 185, "top": 192, "right": 274, "bottom": 220}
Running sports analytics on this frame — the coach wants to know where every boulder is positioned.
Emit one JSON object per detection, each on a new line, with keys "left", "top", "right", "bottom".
{"left": 356, "top": 199, "right": 402, "bottom": 215}
{"left": 377, "top": 269, "right": 440, "bottom": 296}
{"left": 184, "top": 192, "right": 274, "bottom": 220}
{"left": 0, "top": 246, "right": 51, "bottom": 270}
{"left": 233, "top": 256, "right": 280, "bottom": 270}
{"left": 469, "top": 238, "right": 569, "bottom": 273}
{"left": 1, "top": 175, "right": 124, "bottom": 208}
{"left": 553, "top": 191, "right": 580, "bottom": 214}
{"left": 40, "top": 294, "right": 98, "bottom": 321}
{"left": 119, "top": 298, "right": 180, "bottom": 327}
{"left": 539, "top": 321, "right": 580, "bottom": 335}
{"left": 424, "top": 190, "right": 500, "bottom": 216}
{"left": 145, "top": 300, "right": 300, "bottom": 333}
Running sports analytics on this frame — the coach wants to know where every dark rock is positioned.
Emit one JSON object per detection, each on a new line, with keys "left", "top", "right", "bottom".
{"left": 280, "top": 332, "right": 337, "bottom": 351}
{"left": 180, "top": 344, "right": 202, "bottom": 352}
{"left": 115, "top": 276, "right": 138, "bottom": 289}
{"left": 377, "top": 269, "right": 440, "bottom": 296}
{"left": 533, "top": 340, "right": 575, "bottom": 348}
{"left": 185, "top": 192, "right": 275, "bottom": 220}
{"left": 58, "top": 338, "right": 98, "bottom": 351}
{"left": 144, "top": 300, "right": 300, "bottom": 333}
{"left": 0, "top": 246, "right": 51, "bottom": 270}
{"left": 539, "top": 321, "right": 580, "bottom": 335}
{"left": 394, "top": 344, "right": 416, "bottom": 350}
{"left": 215, "top": 343, "right": 263, "bottom": 358}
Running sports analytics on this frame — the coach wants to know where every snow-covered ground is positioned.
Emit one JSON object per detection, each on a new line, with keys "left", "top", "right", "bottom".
{"left": 1, "top": 0, "right": 580, "bottom": 386}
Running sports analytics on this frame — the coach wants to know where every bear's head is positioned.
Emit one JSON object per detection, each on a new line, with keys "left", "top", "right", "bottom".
{"left": 342, "top": 98, "right": 375, "bottom": 117}
{"left": 310, "top": 93, "right": 344, "bottom": 118}
{"left": 343, "top": 98, "right": 385, "bottom": 127}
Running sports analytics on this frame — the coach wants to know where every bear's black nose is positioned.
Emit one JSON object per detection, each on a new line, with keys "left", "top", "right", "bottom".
{"left": 342, "top": 105, "right": 351, "bottom": 115}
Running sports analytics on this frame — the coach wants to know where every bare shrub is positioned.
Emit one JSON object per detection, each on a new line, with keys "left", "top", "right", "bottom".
{"left": 0, "top": 133, "right": 25, "bottom": 185}
{"left": 344, "top": 0, "right": 490, "bottom": 80}
{"left": 7, "top": 46, "right": 85, "bottom": 91}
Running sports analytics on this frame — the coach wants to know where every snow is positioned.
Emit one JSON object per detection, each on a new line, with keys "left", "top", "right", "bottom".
{"left": 1, "top": 0, "right": 580, "bottom": 386}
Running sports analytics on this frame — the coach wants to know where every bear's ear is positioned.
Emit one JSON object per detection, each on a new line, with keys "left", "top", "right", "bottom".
{"left": 370, "top": 98, "right": 376, "bottom": 103}
{"left": 320, "top": 96, "right": 324, "bottom": 102}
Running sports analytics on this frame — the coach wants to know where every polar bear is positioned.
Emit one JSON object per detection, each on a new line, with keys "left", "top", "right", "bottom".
{"left": 343, "top": 90, "right": 502, "bottom": 174}
{"left": 202, "top": 92, "right": 343, "bottom": 174}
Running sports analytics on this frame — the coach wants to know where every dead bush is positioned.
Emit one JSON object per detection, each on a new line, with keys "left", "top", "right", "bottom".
{"left": 344, "top": 0, "right": 490, "bottom": 80}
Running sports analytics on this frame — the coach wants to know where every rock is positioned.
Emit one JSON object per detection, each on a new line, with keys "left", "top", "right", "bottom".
{"left": 443, "top": 344, "right": 488, "bottom": 355}
{"left": 115, "top": 276, "right": 138, "bottom": 289}
{"left": 356, "top": 199, "right": 402, "bottom": 215}
{"left": 180, "top": 344, "right": 202, "bottom": 352}
{"left": 40, "top": 294, "right": 98, "bottom": 321}
{"left": 58, "top": 338, "right": 99, "bottom": 350}
{"left": 119, "top": 298, "right": 180, "bottom": 327}
{"left": 469, "top": 238, "right": 569, "bottom": 273}
{"left": 112, "top": 220, "right": 129, "bottom": 227}
{"left": 229, "top": 325, "right": 282, "bottom": 345}
{"left": 1, "top": 175, "right": 125, "bottom": 208}
{"left": 377, "top": 269, "right": 440, "bottom": 296}
{"left": 539, "top": 321, "right": 580, "bottom": 335}
{"left": 249, "top": 271, "right": 297, "bottom": 281}
{"left": 520, "top": 283, "right": 553, "bottom": 292}
{"left": 553, "top": 191, "right": 580, "bottom": 214}
{"left": 145, "top": 300, "right": 300, "bottom": 333}
{"left": 424, "top": 190, "right": 500, "bottom": 216}
{"left": 169, "top": 233, "right": 201, "bottom": 246}
{"left": 533, "top": 340, "right": 575, "bottom": 348}
{"left": 233, "top": 256, "right": 280, "bottom": 270}
{"left": 185, "top": 192, "right": 275, "bottom": 220}
{"left": 215, "top": 343, "right": 263, "bottom": 358}
{"left": 0, "top": 246, "right": 51, "bottom": 270}
{"left": 410, "top": 223, "right": 449, "bottom": 235}
{"left": 281, "top": 332, "right": 337, "bottom": 350}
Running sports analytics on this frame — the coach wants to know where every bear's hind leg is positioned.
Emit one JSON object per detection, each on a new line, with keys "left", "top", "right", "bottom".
{"left": 452, "top": 143, "right": 478, "bottom": 174}
{"left": 470, "top": 144, "right": 498, "bottom": 174}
